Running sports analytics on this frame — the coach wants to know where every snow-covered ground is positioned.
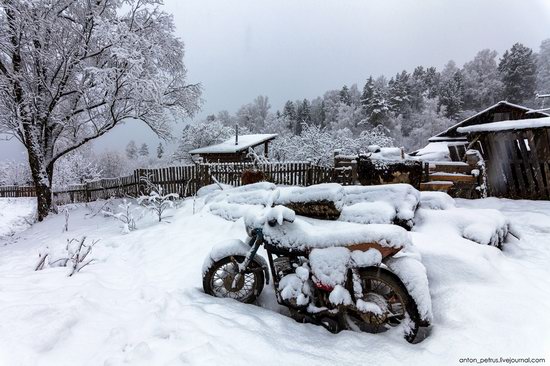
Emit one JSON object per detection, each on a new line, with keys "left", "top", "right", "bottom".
{"left": 0, "top": 195, "right": 549, "bottom": 365}
{"left": 0, "top": 198, "right": 35, "bottom": 238}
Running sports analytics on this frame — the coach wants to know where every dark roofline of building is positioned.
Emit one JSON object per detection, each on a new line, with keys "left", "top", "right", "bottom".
{"left": 428, "top": 101, "right": 550, "bottom": 142}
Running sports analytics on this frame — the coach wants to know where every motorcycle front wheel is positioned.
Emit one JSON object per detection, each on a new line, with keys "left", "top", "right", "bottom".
{"left": 342, "top": 267, "right": 421, "bottom": 343}
{"left": 203, "top": 255, "right": 265, "bottom": 304}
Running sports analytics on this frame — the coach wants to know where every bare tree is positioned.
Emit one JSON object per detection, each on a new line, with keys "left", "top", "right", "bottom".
{"left": 0, "top": 0, "right": 201, "bottom": 220}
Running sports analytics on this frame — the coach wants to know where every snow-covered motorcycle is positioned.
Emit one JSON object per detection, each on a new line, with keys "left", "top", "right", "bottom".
{"left": 202, "top": 205, "right": 432, "bottom": 343}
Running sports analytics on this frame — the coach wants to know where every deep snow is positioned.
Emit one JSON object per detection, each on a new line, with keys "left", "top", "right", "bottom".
{"left": 0, "top": 197, "right": 35, "bottom": 238}
{"left": 0, "top": 196, "right": 549, "bottom": 365}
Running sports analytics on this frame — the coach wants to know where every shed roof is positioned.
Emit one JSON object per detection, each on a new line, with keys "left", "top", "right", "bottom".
{"left": 428, "top": 101, "right": 549, "bottom": 142}
{"left": 457, "top": 116, "right": 550, "bottom": 133}
{"left": 189, "top": 134, "right": 278, "bottom": 154}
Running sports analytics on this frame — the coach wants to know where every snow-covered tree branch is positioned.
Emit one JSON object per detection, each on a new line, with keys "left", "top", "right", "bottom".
{"left": 0, "top": 0, "right": 201, "bottom": 220}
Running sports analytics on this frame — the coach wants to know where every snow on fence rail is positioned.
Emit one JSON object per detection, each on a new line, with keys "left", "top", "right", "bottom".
{"left": 0, "top": 162, "right": 335, "bottom": 204}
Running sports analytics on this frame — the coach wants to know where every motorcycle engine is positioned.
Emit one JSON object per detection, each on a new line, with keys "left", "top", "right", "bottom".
{"left": 275, "top": 256, "right": 311, "bottom": 308}
{"left": 273, "top": 256, "right": 293, "bottom": 276}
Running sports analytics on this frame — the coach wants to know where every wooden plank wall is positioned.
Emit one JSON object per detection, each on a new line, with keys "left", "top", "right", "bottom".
{"left": 478, "top": 128, "right": 550, "bottom": 199}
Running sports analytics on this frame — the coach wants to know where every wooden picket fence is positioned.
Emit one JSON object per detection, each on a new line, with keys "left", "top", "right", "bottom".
{"left": 205, "top": 161, "right": 333, "bottom": 186}
{"left": 0, "top": 161, "right": 335, "bottom": 205}
{"left": 0, "top": 185, "right": 36, "bottom": 198}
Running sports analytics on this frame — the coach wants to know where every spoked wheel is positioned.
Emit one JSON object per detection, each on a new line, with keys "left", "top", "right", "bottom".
{"left": 203, "top": 255, "right": 264, "bottom": 303}
{"left": 342, "top": 267, "right": 421, "bottom": 343}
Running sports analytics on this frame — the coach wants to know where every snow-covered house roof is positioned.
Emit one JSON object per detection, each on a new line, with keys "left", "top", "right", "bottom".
{"left": 189, "top": 134, "right": 278, "bottom": 155}
{"left": 457, "top": 116, "right": 550, "bottom": 134}
{"left": 428, "top": 101, "right": 549, "bottom": 143}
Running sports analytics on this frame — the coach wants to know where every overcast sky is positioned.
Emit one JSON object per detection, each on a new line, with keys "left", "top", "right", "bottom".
{"left": 2, "top": 0, "right": 550, "bottom": 161}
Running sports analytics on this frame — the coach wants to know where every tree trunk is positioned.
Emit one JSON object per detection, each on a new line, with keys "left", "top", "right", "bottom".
{"left": 27, "top": 148, "right": 53, "bottom": 221}
{"left": 35, "top": 180, "right": 53, "bottom": 222}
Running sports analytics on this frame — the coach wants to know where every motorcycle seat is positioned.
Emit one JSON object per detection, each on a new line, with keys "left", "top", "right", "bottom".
{"left": 262, "top": 217, "right": 409, "bottom": 256}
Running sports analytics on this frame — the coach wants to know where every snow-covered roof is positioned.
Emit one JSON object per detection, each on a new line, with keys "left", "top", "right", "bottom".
{"left": 457, "top": 116, "right": 550, "bottom": 133}
{"left": 427, "top": 136, "right": 468, "bottom": 142}
{"left": 189, "top": 134, "right": 278, "bottom": 154}
{"left": 409, "top": 142, "right": 452, "bottom": 161}
{"left": 428, "top": 101, "right": 549, "bottom": 142}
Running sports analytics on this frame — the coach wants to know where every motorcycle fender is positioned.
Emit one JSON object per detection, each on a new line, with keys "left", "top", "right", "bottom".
{"left": 201, "top": 239, "right": 270, "bottom": 284}
{"left": 384, "top": 256, "right": 433, "bottom": 325}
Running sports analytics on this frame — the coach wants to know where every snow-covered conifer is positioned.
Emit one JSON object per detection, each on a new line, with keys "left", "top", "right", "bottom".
{"left": 157, "top": 143, "right": 165, "bottom": 159}
{"left": 139, "top": 143, "right": 150, "bottom": 158}
{"left": 498, "top": 43, "right": 537, "bottom": 104}
{"left": 462, "top": 49, "right": 503, "bottom": 111}
{"left": 536, "top": 39, "right": 550, "bottom": 95}
{"left": 126, "top": 141, "right": 138, "bottom": 160}
{"left": 438, "top": 71, "right": 464, "bottom": 120}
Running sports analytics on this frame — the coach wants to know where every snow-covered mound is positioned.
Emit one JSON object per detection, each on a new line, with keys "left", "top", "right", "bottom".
{"left": 203, "top": 183, "right": 511, "bottom": 247}
{"left": 204, "top": 183, "right": 421, "bottom": 229}
{"left": 204, "top": 182, "right": 277, "bottom": 205}
{"left": 419, "top": 191, "right": 456, "bottom": 210}
{"left": 416, "top": 193, "right": 511, "bottom": 247}
{"left": 342, "top": 184, "right": 420, "bottom": 228}
{"left": 209, "top": 202, "right": 264, "bottom": 222}
{"left": 339, "top": 201, "right": 396, "bottom": 224}
{"left": 276, "top": 183, "right": 345, "bottom": 210}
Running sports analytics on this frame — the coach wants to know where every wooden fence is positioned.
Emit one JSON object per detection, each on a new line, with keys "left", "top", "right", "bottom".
{"left": 0, "top": 185, "right": 36, "bottom": 198}
{"left": 476, "top": 127, "right": 550, "bottom": 199}
{"left": 205, "top": 161, "right": 333, "bottom": 186}
{"left": 0, "top": 161, "right": 335, "bottom": 205}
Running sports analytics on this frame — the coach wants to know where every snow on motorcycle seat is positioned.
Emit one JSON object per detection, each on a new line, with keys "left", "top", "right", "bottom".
{"left": 261, "top": 216, "right": 411, "bottom": 256}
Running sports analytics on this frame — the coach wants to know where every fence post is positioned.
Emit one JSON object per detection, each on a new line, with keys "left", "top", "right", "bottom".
{"left": 85, "top": 182, "right": 91, "bottom": 202}
{"left": 333, "top": 149, "right": 341, "bottom": 166}
{"left": 422, "top": 162, "right": 430, "bottom": 183}
{"left": 133, "top": 169, "right": 141, "bottom": 196}
{"left": 351, "top": 159, "right": 358, "bottom": 185}
{"left": 306, "top": 159, "right": 313, "bottom": 186}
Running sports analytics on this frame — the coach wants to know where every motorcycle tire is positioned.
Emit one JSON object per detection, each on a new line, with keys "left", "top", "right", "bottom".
{"left": 343, "top": 266, "right": 422, "bottom": 343}
{"left": 203, "top": 255, "right": 265, "bottom": 304}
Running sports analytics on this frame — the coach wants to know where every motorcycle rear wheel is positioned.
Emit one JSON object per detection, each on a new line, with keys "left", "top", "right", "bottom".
{"left": 343, "top": 267, "right": 421, "bottom": 343}
{"left": 203, "top": 255, "right": 265, "bottom": 304}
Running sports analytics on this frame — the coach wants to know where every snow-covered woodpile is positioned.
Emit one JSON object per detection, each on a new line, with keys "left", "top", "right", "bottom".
{"left": 202, "top": 182, "right": 512, "bottom": 248}
{"left": 334, "top": 147, "right": 425, "bottom": 188}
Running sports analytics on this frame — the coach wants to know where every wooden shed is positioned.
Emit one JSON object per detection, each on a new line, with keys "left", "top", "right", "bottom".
{"left": 458, "top": 117, "right": 550, "bottom": 199}
{"left": 189, "top": 133, "right": 277, "bottom": 163}
{"left": 427, "top": 101, "right": 549, "bottom": 161}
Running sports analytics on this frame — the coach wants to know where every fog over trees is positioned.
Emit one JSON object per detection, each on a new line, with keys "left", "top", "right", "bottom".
{"left": 171, "top": 40, "right": 549, "bottom": 164}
